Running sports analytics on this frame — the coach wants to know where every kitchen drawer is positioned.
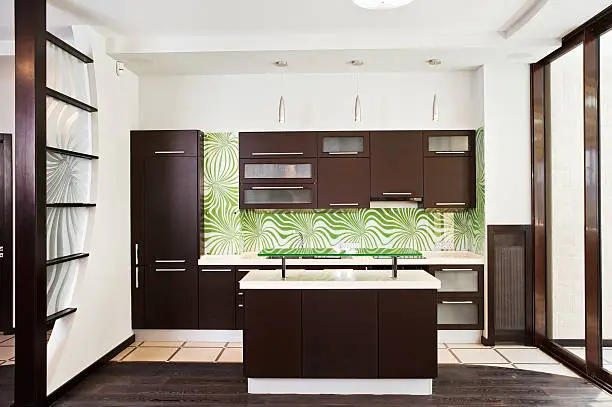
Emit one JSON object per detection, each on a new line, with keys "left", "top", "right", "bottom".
{"left": 429, "top": 265, "right": 483, "bottom": 294}
{"left": 437, "top": 297, "right": 483, "bottom": 330}
{"left": 423, "top": 131, "right": 474, "bottom": 157}
{"left": 240, "top": 183, "right": 317, "bottom": 209}
{"left": 318, "top": 131, "right": 370, "bottom": 158}
{"left": 131, "top": 130, "right": 200, "bottom": 157}
{"left": 239, "top": 132, "right": 317, "bottom": 158}
{"left": 240, "top": 158, "right": 317, "bottom": 184}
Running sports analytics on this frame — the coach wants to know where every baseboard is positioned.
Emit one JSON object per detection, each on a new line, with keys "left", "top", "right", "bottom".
{"left": 481, "top": 335, "right": 495, "bottom": 346}
{"left": 46, "top": 334, "right": 135, "bottom": 404}
{"left": 438, "top": 330, "right": 482, "bottom": 344}
{"left": 554, "top": 339, "right": 612, "bottom": 347}
{"left": 134, "top": 329, "right": 243, "bottom": 342}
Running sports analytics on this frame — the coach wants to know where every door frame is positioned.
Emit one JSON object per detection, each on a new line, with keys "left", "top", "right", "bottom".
{"left": 0, "top": 133, "right": 13, "bottom": 333}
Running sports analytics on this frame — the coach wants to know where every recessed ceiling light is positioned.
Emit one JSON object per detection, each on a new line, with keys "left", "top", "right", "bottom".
{"left": 274, "top": 60, "right": 288, "bottom": 68}
{"left": 352, "top": 0, "right": 415, "bottom": 10}
{"left": 350, "top": 60, "right": 364, "bottom": 67}
{"left": 427, "top": 59, "right": 442, "bottom": 67}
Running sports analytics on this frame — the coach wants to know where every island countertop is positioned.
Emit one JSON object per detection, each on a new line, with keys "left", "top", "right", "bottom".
{"left": 239, "top": 269, "right": 441, "bottom": 290}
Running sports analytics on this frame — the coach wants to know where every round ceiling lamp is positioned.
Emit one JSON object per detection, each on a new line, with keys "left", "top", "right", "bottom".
{"left": 352, "top": 0, "right": 415, "bottom": 10}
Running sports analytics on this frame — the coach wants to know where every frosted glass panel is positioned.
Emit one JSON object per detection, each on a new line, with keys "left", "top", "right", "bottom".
{"left": 438, "top": 302, "right": 478, "bottom": 325}
{"left": 547, "top": 44, "right": 585, "bottom": 358}
{"left": 244, "top": 163, "right": 312, "bottom": 179}
{"left": 47, "top": 42, "right": 90, "bottom": 104}
{"left": 322, "top": 137, "right": 364, "bottom": 154}
{"left": 435, "top": 270, "right": 479, "bottom": 292}
{"left": 46, "top": 96, "right": 93, "bottom": 154}
{"left": 244, "top": 189, "right": 312, "bottom": 205}
{"left": 47, "top": 208, "right": 89, "bottom": 260}
{"left": 47, "top": 152, "right": 92, "bottom": 203}
{"left": 428, "top": 136, "right": 469, "bottom": 153}
{"left": 47, "top": 261, "right": 80, "bottom": 316}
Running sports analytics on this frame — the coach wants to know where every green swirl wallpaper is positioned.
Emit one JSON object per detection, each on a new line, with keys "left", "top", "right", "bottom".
{"left": 201, "top": 129, "right": 485, "bottom": 255}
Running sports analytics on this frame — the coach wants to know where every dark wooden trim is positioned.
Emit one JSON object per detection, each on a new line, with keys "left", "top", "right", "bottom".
{"left": 537, "top": 34, "right": 584, "bottom": 65}
{"left": 46, "top": 334, "right": 136, "bottom": 404}
{"left": 46, "top": 87, "right": 98, "bottom": 113}
{"left": 46, "top": 203, "right": 96, "bottom": 208}
{"left": 46, "top": 253, "right": 89, "bottom": 267}
{"left": 46, "top": 308, "right": 77, "bottom": 326}
{"left": 531, "top": 63, "right": 547, "bottom": 346}
{"left": 562, "top": 3, "right": 612, "bottom": 42}
{"left": 14, "top": 0, "right": 48, "bottom": 404}
{"left": 46, "top": 146, "right": 99, "bottom": 160}
{"left": 0, "top": 134, "right": 13, "bottom": 332}
{"left": 583, "top": 28, "right": 603, "bottom": 374}
{"left": 45, "top": 31, "right": 93, "bottom": 64}
{"left": 554, "top": 339, "right": 612, "bottom": 347}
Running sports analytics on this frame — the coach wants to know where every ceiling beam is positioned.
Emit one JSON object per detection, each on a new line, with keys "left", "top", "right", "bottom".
{"left": 499, "top": 0, "right": 549, "bottom": 39}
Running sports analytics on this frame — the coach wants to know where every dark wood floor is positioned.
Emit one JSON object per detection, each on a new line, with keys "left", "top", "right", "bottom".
{"left": 0, "top": 363, "right": 611, "bottom": 407}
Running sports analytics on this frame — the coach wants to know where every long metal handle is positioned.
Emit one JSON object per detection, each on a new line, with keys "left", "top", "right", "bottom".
{"left": 251, "top": 186, "right": 304, "bottom": 190}
{"left": 201, "top": 269, "right": 233, "bottom": 272}
{"left": 156, "top": 268, "right": 187, "bottom": 272}
{"left": 328, "top": 151, "right": 359, "bottom": 155}
{"left": 329, "top": 203, "right": 359, "bottom": 207}
{"left": 155, "top": 260, "right": 186, "bottom": 263}
{"left": 237, "top": 292, "right": 244, "bottom": 296}
{"left": 134, "top": 244, "right": 139, "bottom": 265}
{"left": 382, "top": 192, "right": 412, "bottom": 196}
{"left": 441, "top": 301, "right": 475, "bottom": 304}
{"left": 135, "top": 266, "right": 140, "bottom": 289}
{"left": 441, "top": 268, "right": 474, "bottom": 272}
{"left": 436, "top": 202, "right": 466, "bottom": 206}
{"left": 434, "top": 151, "right": 467, "bottom": 154}
{"left": 154, "top": 151, "right": 185, "bottom": 154}
{"left": 251, "top": 152, "right": 303, "bottom": 156}
{"left": 238, "top": 304, "right": 244, "bottom": 308}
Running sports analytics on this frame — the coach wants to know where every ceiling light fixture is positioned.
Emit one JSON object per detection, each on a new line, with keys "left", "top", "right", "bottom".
{"left": 352, "top": 0, "right": 415, "bottom": 10}
{"left": 351, "top": 60, "right": 364, "bottom": 123}
{"left": 275, "top": 60, "right": 288, "bottom": 124}
{"left": 427, "top": 59, "right": 442, "bottom": 67}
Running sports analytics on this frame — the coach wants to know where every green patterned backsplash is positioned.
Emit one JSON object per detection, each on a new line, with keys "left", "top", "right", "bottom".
{"left": 201, "top": 129, "right": 485, "bottom": 255}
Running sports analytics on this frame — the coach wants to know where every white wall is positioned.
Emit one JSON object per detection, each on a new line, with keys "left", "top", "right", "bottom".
{"left": 482, "top": 63, "right": 532, "bottom": 225}
{"left": 47, "top": 27, "right": 139, "bottom": 393}
{"left": 0, "top": 56, "right": 14, "bottom": 134}
{"left": 139, "top": 71, "right": 482, "bottom": 131}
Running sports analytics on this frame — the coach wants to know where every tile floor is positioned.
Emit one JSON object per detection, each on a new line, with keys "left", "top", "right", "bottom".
{"left": 0, "top": 335, "right": 14, "bottom": 366}
{"left": 112, "top": 341, "right": 243, "bottom": 363}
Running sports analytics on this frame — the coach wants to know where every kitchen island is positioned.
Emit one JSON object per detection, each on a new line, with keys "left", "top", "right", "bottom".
{"left": 240, "top": 268, "right": 441, "bottom": 395}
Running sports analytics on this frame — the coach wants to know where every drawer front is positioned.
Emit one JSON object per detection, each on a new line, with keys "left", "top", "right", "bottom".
{"left": 437, "top": 297, "right": 483, "bottom": 329}
{"left": 240, "top": 184, "right": 317, "bottom": 209}
{"left": 131, "top": 130, "right": 200, "bottom": 157}
{"left": 318, "top": 132, "right": 370, "bottom": 158}
{"left": 240, "top": 158, "right": 317, "bottom": 184}
{"left": 429, "top": 265, "right": 483, "bottom": 294}
{"left": 240, "top": 132, "right": 317, "bottom": 158}
{"left": 424, "top": 131, "right": 474, "bottom": 157}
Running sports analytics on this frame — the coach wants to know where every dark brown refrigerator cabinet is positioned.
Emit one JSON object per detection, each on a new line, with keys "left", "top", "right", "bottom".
{"left": 130, "top": 130, "right": 200, "bottom": 329}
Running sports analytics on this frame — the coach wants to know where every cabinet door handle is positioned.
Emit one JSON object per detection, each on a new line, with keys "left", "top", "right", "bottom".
{"left": 135, "top": 265, "right": 140, "bottom": 289}
{"left": 328, "top": 151, "right": 359, "bottom": 155}
{"left": 155, "top": 260, "right": 186, "bottom": 263}
{"left": 201, "top": 269, "right": 232, "bottom": 272}
{"left": 237, "top": 292, "right": 244, "bottom": 296}
{"left": 238, "top": 304, "right": 244, "bottom": 308}
{"left": 441, "top": 268, "right": 474, "bottom": 272}
{"left": 441, "top": 301, "right": 475, "bottom": 304}
{"left": 154, "top": 151, "right": 185, "bottom": 154}
{"left": 434, "top": 151, "right": 467, "bottom": 155}
{"left": 329, "top": 203, "right": 359, "bottom": 207}
{"left": 251, "top": 186, "right": 304, "bottom": 190}
{"left": 156, "top": 268, "right": 186, "bottom": 272}
{"left": 435, "top": 202, "right": 466, "bottom": 206}
{"left": 382, "top": 192, "right": 412, "bottom": 196}
{"left": 251, "top": 152, "right": 303, "bottom": 156}
{"left": 134, "top": 243, "right": 140, "bottom": 266}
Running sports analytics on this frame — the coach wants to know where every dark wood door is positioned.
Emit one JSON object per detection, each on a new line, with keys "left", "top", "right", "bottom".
{"left": 235, "top": 269, "right": 249, "bottom": 329}
{"left": 131, "top": 130, "right": 200, "bottom": 157}
{"left": 317, "top": 158, "right": 370, "bottom": 209}
{"left": 378, "top": 290, "right": 437, "bottom": 378}
{"left": 199, "top": 267, "right": 235, "bottom": 329}
{"left": 302, "top": 290, "right": 378, "bottom": 378}
{"left": 370, "top": 131, "right": 423, "bottom": 200}
{"left": 244, "top": 290, "right": 302, "bottom": 378}
{"left": 143, "top": 156, "right": 199, "bottom": 328}
{"left": 317, "top": 131, "right": 370, "bottom": 158}
{"left": 240, "top": 132, "right": 317, "bottom": 158}
{"left": 423, "top": 157, "right": 475, "bottom": 209}
{"left": 0, "top": 134, "right": 12, "bottom": 331}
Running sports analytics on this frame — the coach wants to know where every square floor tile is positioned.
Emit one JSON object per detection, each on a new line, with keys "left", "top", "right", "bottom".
{"left": 494, "top": 345, "right": 536, "bottom": 349}
{"left": 170, "top": 348, "right": 222, "bottom": 363}
{"left": 0, "top": 347, "right": 15, "bottom": 360}
{"left": 437, "top": 343, "right": 447, "bottom": 349}
{"left": 0, "top": 337, "right": 15, "bottom": 347}
{"left": 565, "top": 347, "right": 586, "bottom": 360}
{"left": 184, "top": 342, "right": 227, "bottom": 348}
{"left": 604, "top": 365, "right": 612, "bottom": 372}
{"left": 227, "top": 342, "right": 243, "bottom": 348}
{"left": 3, "top": 360, "right": 14, "bottom": 366}
{"left": 111, "top": 347, "right": 136, "bottom": 362}
{"left": 140, "top": 341, "right": 184, "bottom": 348}
{"left": 446, "top": 343, "right": 491, "bottom": 349}
{"left": 452, "top": 348, "right": 507, "bottom": 364}
{"left": 514, "top": 364, "right": 578, "bottom": 378}
{"left": 602, "top": 348, "right": 612, "bottom": 364}
{"left": 496, "top": 348, "right": 558, "bottom": 364}
{"left": 122, "top": 347, "right": 177, "bottom": 362}
{"left": 131, "top": 341, "right": 143, "bottom": 347}
{"left": 470, "top": 363, "right": 514, "bottom": 369}
{"left": 217, "top": 348, "right": 243, "bottom": 363}
{"left": 438, "top": 349, "right": 459, "bottom": 364}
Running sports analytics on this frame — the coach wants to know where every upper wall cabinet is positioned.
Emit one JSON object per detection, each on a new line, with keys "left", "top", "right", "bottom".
{"left": 240, "top": 132, "right": 317, "bottom": 158}
{"left": 370, "top": 131, "right": 423, "bottom": 201}
{"left": 424, "top": 131, "right": 473, "bottom": 157}
{"left": 240, "top": 159, "right": 317, "bottom": 185}
{"left": 131, "top": 130, "right": 200, "bottom": 157}
{"left": 318, "top": 132, "right": 370, "bottom": 158}
{"left": 423, "top": 156, "right": 475, "bottom": 209}
{"left": 318, "top": 158, "right": 370, "bottom": 209}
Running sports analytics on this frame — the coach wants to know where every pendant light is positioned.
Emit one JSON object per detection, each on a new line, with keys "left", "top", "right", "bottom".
{"left": 275, "top": 60, "right": 288, "bottom": 124}
{"left": 351, "top": 60, "right": 363, "bottom": 123}
{"left": 353, "top": 0, "right": 416, "bottom": 10}
{"left": 432, "top": 93, "right": 439, "bottom": 122}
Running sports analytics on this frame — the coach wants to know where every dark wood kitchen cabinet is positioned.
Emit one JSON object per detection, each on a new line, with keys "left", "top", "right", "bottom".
{"left": 302, "top": 290, "right": 378, "bottom": 378}
{"left": 130, "top": 130, "right": 200, "bottom": 329}
{"left": 423, "top": 156, "right": 475, "bottom": 209}
{"left": 370, "top": 131, "right": 423, "bottom": 201}
{"left": 199, "top": 266, "right": 236, "bottom": 329}
{"left": 318, "top": 131, "right": 370, "bottom": 158}
{"left": 240, "top": 132, "right": 317, "bottom": 158}
{"left": 317, "top": 158, "right": 370, "bottom": 208}
{"left": 424, "top": 131, "right": 473, "bottom": 157}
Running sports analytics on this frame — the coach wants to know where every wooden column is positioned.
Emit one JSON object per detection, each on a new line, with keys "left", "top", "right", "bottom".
{"left": 13, "top": 0, "right": 48, "bottom": 405}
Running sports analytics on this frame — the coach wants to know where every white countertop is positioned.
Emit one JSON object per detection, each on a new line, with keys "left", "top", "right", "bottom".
{"left": 239, "top": 269, "right": 441, "bottom": 290}
{"left": 199, "top": 251, "right": 484, "bottom": 267}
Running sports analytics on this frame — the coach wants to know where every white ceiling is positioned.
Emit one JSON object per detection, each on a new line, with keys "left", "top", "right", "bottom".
{"left": 0, "top": 0, "right": 611, "bottom": 74}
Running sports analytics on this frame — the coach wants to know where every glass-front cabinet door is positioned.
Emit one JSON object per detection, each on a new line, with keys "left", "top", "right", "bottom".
{"left": 240, "top": 159, "right": 317, "bottom": 184}
{"left": 318, "top": 131, "right": 370, "bottom": 158}
{"left": 240, "top": 184, "right": 317, "bottom": 209}
{"left": 424, "top": 131, "right": 472, "bottom": 157}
